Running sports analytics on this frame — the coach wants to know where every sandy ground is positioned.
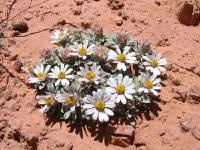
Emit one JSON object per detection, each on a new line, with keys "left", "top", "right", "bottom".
{"left": 0, "top": 0, "right": 200, "bottom": 149}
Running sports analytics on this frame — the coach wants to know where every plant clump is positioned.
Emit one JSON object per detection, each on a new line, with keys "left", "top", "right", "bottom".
{"left": 23, "top": 28, "right": 167, "bottom": 125}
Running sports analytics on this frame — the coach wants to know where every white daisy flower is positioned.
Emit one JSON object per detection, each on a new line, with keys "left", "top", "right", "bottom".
{"left": 28, "top": 64, "right": 51, "bottom": 84}
{"left": 143, "top": 53, "right": 167, "bottom": 75}
{"left": 36, "top": 95, "right": 55, "bottom": 112}
{"left": 107, "top": 45, "right": 137, "bottom": 71}
{"left": 105, "top": 74, "right": 135, "bottom": 104}
{"left": 50, "top": 28, "right": 69, "bottom": 44}
{"left": 138, "top": 73, "right": 161, "bottom": 96}
{"left": 56, "top": 92, "right": 78, "bottom": 112}
{"left": 69, "top": 39, "right": 96, "bottom": 59}
{"left": 48, "top": 64, "right": 74, "bottom": 86}
{"left": 77, "top": 63, "right": 101, "bottom": 84}
{"left": 83, "top": 89, "right": 115, "bottom": 122}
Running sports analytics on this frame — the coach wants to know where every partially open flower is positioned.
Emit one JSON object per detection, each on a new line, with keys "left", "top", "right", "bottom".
{"left": 56, "top": 92, "right": 78, "bottom": 112}
{"left": 40, "top": 48, "right": 52, "bottom": 59}
{"left": 94, "top": 45, "right": 108, "bottom": 58}
{"left": 113, "top": 31, "right": 129, "bottom": 45}
{"left": 36, "top": 95, "right": 55, "bottom": 112}
{"left": 50, "top": 28, "right": 69, "bottom": 44}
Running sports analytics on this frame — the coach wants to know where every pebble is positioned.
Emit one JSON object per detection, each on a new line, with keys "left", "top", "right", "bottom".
{"left": 115, "top": 17, "right": 123, "bottom": 26}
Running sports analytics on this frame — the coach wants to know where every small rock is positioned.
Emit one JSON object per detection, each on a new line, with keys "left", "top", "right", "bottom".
{"left": 188, "top": 85, "right": 200, "bottom": 104}
{"left": 177, "top": 0, "right": 200, "bottom": 26}
{"left": 10, "top": 31, "right": 20, "bottom": 37}
{"left": 18, "top": 92, "right": 26, "bottom": 97}
{"left": 24, "top": 13, "right": 33, "bottom": 20}
{"left": 115, "top": 17, "right": 123, "bottom": 26}
{"left": 193, "top": 65, "right": 200, "bottom": 76}
{"left": 192, "top": 126, "right": 200, "bottom": 140}
{"left": 25, "top": 135, "right": 39, "bottom": 150}
{"left": 130, "top": 16, "right": 136, "bottom": 23}
{"left": 108, "top": 0, "right": 124, "bottom": 10}
{"left": 14, "top": 59, "right": 23, "bottom": 72}
{"left": 0, "top": 119, "right": 8, "bottom": 130}
{"left": 55, "top": 18, "right": 66, "bottom": 26}
{"left": 111, "top": 136, "right": 130, "bottom": 147}
{"left": 174, "top": 89, "right": 187, "bottom": 102}
{"left": 157, "top": 38, "right": 170, "bottom": 47}
{"left": 12, "top": 20, "right": 29, "bottom": 33}
{"left": 121, "top": 10, "right": 128, "bottom": 20}
{"left": 56, "top": 141, "right": 65, "bottom": 147}
{"left": 155, "top": 0, "right": 161, "bottom": 6}
{"left": 10, "top": 93, "right": 17, "bottom": 99}
{"left": 9, "top": 100, "right": 21, "bottom": 111}
{"left": 179, "top": 114, "right": 193, "bottom": 132}
{"left": 66, "top": 143, "right": 73, "bottom": 150}
{"left": 172, "top": 78, "right": 181, "bottom": 86}
{"left": 3, "top": 90, "right": 12, "bottom": 101}
{"left": 72, "top": 6, "right": 81, "bottom": 15}
{"left": 81, "top": 18, "right": 93, "bottom": 29}
{"left": 168, "top": 76, "right": 181, "bottom": 86}
{"left": 9, "top": 54, "right": 18, "bottom": 61}
{"left": 109, "top": 125, "right": 135, "bottom": 137}
{"left": 74, "top": 0, "right": 83, "bottom": 5}
{"left": 40, "top": 127, "right": 48, "bottom": 136}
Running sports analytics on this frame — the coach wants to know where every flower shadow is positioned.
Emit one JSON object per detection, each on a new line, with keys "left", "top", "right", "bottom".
{"left": 67, "top": 120, "right": 112, "bottom": 146}
{"left": 136, "top": 97, "right": 162, "bottom": 122}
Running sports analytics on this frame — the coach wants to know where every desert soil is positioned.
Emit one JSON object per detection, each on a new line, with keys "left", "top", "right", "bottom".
{"left": 0, "top": 0, "right": 200, "bottom": 150}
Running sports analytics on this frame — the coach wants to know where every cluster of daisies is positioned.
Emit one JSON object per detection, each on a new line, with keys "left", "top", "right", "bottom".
{"left": 23, "top": 28, "right": 167, "bottom": 123}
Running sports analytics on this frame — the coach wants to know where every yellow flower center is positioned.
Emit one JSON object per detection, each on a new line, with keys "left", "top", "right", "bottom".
{"left": 115, "top": 84, "right": 125, "bottom": 94}
{"left": 144, "top": 80, "right": 153, "bottom": 89}
{"left": 86, "top": 72, "right": 95, "bottom": 80}
{"left": 44, "top": 97, "right": 54, "bottom": 106}
{"left": 95, "top": 100, "right": 105, "bottom": 111}
{"left": 117, "top": 54, "right": 126, "bottom": 62}
{"left": 78, "top": 47, "right": 87, "bottom": 56}
{"left": 59, "top": 32, "right": 64, "bottom": 37}
{"left": 36, "top": 73, "right": 45, "bottom": 79}
{"left": 58, "top": 72, "right": 65, "bottom": 79}
{"left": 27, "top": 66, "right": 33, "bottom": 72}
{"left": 66, "top": 96, "right": 76, "bottom": 106}
{"left": 150, "top": 59, "right": 158, "bottom": 68}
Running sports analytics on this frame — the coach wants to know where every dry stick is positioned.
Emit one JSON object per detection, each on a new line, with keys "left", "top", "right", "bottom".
{"left": 8, "top": 0, "right": 50, "bottom": 21}
{"left": 0, "top": 61, "right": 29, "bottom": 87}
{"left": 16, "top": 28, "right": 51, "bottom": 37}
{"left": 2, "top": 0, "right": 17, "bottom": 23}
{"left": 12, "top": 22, "right": 80, "bottom": 38}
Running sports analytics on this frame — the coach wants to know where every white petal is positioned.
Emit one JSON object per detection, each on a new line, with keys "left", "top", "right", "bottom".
{"left": 85, "top": 108, "right": 96, "bottom": 115}
{"left": 104, "top": 108, "right": 114, "bottom": 116}
{"left": 83, "top": 104, "right": 94, "bottom": 109}
{"left": 124, "top": 93, "right": 133, "bottom": 100}
{"left": 92, "top": 110, "right": 99, "bottom": 120}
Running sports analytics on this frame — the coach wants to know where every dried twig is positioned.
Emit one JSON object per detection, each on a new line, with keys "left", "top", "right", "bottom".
{"left": 0, "top": 62, "right": 29, "bottom": 87}
{"left": 9, "top": 0, "right": 50, "bottom": 21}
{"left": 2, "top": 0, "right": 17, "bottom": 23}
{"left": 16, "top": 28, "right": 51, "bottom": 37}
